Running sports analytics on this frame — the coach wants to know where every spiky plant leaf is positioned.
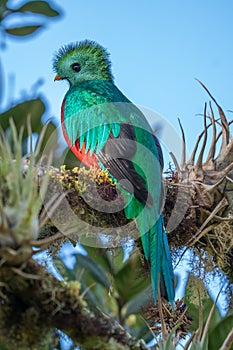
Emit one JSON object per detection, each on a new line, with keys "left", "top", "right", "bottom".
{"left": 166, "top": 82, "right": 233, "bottom": 284}
{"left": 0, "top": 120, "right": 50, "bottom": 251}
{"left": 157, "top": 324, "right": 180, "bottom": 350}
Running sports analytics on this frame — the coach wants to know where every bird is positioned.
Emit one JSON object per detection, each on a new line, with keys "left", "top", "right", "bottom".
{"left": 53, "top": 40, "right": 175, "bottom": 305}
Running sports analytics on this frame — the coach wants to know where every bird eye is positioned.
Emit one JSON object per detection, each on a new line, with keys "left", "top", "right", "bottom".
{"left": 71, "top": 63, "right": 81, "bottom": 73}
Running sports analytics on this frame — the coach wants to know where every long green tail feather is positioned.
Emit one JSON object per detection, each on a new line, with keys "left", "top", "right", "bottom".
{"left": 141, "top": 215, "right": 175, "bottom": 305}
{"left": 122, "top": 190, "right": 174, "bottom": 304}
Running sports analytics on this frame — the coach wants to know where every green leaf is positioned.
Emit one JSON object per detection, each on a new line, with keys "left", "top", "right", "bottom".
{"left": 16, "top": 1, "right": 59, "bottom": 17}
{"left": 0, "top": 343, "right": 10, "bottom": 350}
{"left": 111, "top": 247, "right": 125, "bottom": 273}
{"left": 158, "top": 324, "right": 180, "bottom": 350}
{"left": 0, "top": 98, "right": 58, "bottom": 157}
{"left": 0, "top": 98, "right": 45, "bottom": 134}
{"left": 83, "top": 246, "right": 114, "bottom": 274}
{"left": 72, "top": 252, "right": 114, "bottom": 310}
{"left": 127, "top": 315, "right": 153, "bottom": 343}
{"left": 0, "top": 0, "right": 8, "bottom": 21}
{"left": 73, "top": 253, "right": 111, "bottom": 290}
{"left": 184, "top": 274, "right": 221, "bottom": 332}
{"left": 114, "top": 254, "right": 150, "bottom": 305}
{"left": 208, "top": 315, "right": 233, "bottom": 350}
{"left": 125, "top": 285, "right": 152, "bottom": 317}
{"left": 5, "top": 25, "right": 42, "bottom": 36}
{"left": 59, "top": 147, "right": 82, "bottom": 168}
{"left": 83, "top": 246, "right": 127, "bottom": 275}
{"left": 39, "top": 121, "right": 59, "bottom": 157}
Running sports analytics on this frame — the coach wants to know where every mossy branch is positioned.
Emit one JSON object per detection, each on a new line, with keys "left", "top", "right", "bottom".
{"left": 0, "top": 259, "right": 147, "bottom": 350}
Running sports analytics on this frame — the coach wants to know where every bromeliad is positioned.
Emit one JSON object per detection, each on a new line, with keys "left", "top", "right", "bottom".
{"left": 53, "top": 40, "right": 174, "bottom": 304}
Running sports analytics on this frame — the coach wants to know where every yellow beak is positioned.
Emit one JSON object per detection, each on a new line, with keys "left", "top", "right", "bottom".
{"left": 54, "top": 74, "right": 62, "bottom": 81}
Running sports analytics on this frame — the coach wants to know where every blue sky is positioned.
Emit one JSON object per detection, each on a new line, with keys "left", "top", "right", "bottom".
{"left": 1, "top": 0, "right": 233, "bottom": 162}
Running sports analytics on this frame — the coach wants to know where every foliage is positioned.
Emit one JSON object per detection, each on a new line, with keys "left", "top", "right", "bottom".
{"left": 0, "top": 120, "right": 49, "bottom": 245}
{"left": 184, "top": 275, "right": 233, "bottom": 350}
{"left": 0, "top": 0, "right": 60, "bottom": 45}
{"left": 0, "top": 1, "right": 61, "bottom": 155}
{"left": 53, "top": 246, "right": 233, "bottom": 349}
{"left": 54, "top": 244, "right": 153, "bottom": 340}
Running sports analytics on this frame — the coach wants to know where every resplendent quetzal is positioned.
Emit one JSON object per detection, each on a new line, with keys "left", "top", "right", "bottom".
{"left": 53, "top": 40, "right": 174, "bottom": 304}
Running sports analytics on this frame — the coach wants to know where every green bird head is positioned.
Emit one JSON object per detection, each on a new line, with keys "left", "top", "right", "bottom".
{"left": 53, "top": 40, "right": 113, "bottom": 86}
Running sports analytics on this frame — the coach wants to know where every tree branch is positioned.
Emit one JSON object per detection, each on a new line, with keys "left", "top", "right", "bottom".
{"left": 0, "top": 259, "right": 148, "bottom": 350}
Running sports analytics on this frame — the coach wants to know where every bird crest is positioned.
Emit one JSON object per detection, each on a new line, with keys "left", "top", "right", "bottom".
{"left": 53, "top": 40, "right": 113, "bottom": 83}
